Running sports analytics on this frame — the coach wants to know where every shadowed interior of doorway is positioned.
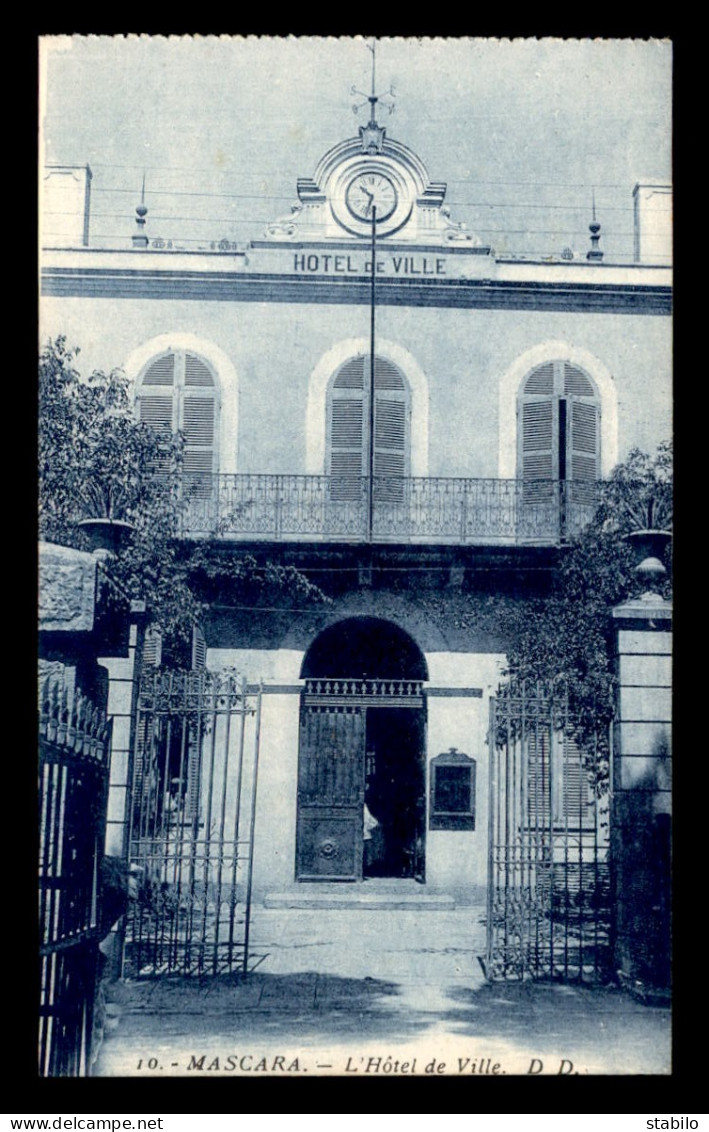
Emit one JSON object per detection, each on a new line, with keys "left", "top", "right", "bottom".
{"left": 364, "top": 707, "right": 425, "bottom": 880}
{"left": 298, "top": 616, "right": 428, "bottom": 883}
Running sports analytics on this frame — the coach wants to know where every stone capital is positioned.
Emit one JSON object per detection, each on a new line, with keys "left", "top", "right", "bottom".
{"left": 39, "top": 541, "right": 97, "bottom": 632}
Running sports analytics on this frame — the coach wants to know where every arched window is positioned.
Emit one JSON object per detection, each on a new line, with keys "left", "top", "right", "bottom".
{"left": 326, "top": 355, "right": 410, "bottom": 500}
{"left": 136, "top": 350, "right": 220, "bottom": 494}
{"left": 518, "top": 360, "right": 600, "bottom": 500}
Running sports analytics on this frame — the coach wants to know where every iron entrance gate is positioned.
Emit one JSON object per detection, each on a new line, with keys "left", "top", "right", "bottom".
{"left": 485, "top": 680, "right": 611, "bottom": 982}
{"left": 124, "top": 670, "right": 261, "bottom": 978}
{"left": 39, "top": 670, "right": 111, "bottom": 1076}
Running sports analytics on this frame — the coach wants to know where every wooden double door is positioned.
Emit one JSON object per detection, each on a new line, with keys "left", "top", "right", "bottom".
{"left": 295, "top": 703, "right": 425, "bottom": 882}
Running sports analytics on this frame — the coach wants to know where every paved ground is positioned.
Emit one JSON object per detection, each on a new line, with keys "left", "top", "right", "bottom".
{"left": 95, "top": 905, "right": 671, "bottom": 1077}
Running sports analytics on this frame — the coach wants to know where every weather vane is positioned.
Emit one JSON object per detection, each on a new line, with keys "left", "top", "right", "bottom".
{"left": 351, "top": 39, "right": 395, "bottom": 154}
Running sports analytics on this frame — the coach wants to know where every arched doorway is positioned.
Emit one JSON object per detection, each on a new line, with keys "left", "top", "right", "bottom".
{"left": 297, "top": 617, "right": 428, "bottom": 883}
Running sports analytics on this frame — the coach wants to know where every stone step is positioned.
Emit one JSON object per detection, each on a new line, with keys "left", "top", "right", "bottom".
{"left": 263, "top": 888, "right": 455, "bottom": 911}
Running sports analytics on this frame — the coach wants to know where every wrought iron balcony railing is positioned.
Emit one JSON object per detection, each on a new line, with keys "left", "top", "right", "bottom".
{"left": 174, "top": 475, "right": 600, "bottom": 545}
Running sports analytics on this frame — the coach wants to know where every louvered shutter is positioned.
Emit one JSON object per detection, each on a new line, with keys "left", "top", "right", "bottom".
{"left": 519, "top": 361, "right": 600, "bottom": 507}
{"left": 136, "top": 349, "right": 219, "bottom": 492}
{"left": 521, "top": 401, "right": 555, "bottom": 479}
{"left": 139, "top": 394, "right": 174, "bottom": 430}
{"left": 373, "top": 358, "right": 409, "bottom": 502}
{"left": 191, "top": 623, "right": 207, "bottom": 670}
{"left": 563, "top": 363, "right": 594, "bottom": 399}
{"left": 561, "top": 735, "right": 594, "bottom": 827}
{"left": 182, "top": 353, "right": 217, "bottom": 499}
{"left": 529, "top": 732, "right": 594, "bottom": 828}
{"left": 521, "top": 403, "right": 555, "bottom": 504}
{"left": 182, "top": 622, "right": 208, "bottom": 822}
{"left": 564, "top": 364, "right": 599, "bottom": 506}
{"left": 182, "top": 396, "right": 215, "bottom": 497}
{"left": 520, "top": 362, "right": 555, "bottom": 503}
{"left": 138, "top": 353, "right": 176, "bottom": 476}
{"left": 142, "top": 353, "right": 176, "bottom": 387}
{"left": 143, "top": 624, "right": 163, "bottom": 668}
{"left": 328, "top": 357, "right": 366, "bottom": 501}
{"left": 185, "top": 725, "right": 202, "bottom": 823}
{"left": 131, "top": 718, "right": 148, "bottom": 832}
{"left": 327, "top": 356, "right": 410, "bottom": 504}
{"left": 184, "top": 353, "right": 215, "bottom": 388}
{"left": 527, "top": 728, "right": 552, "bottom": 827}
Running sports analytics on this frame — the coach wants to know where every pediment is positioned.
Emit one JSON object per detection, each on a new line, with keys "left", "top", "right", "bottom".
{"left": 264, "top": 131, "right": 485, "bottom": 248}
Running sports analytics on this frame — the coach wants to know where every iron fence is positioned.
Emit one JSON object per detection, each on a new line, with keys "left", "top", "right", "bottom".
{"left": 124, "top": 670, "right": 262, "bottom": 978}
{"left": 177, "top": 475, "right": 599, "bottom": 544}
{"left": 38, "top": 671, "right": 111, "bottom": 1076}
{"left": 485, "top": 679, "right": 611, "bottom": 983}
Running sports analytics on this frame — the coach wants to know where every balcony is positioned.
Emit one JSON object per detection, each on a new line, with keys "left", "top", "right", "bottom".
{"left": 176, "top": 475, "right": 599, "bottom": 546}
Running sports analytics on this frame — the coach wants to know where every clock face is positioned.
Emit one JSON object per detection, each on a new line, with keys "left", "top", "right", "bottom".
{"left": 345, "top": 172, "right": 398, "bottom": 223}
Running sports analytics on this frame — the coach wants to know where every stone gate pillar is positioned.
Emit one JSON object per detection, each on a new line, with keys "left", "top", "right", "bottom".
{"left": 611, "top": 588, "right": 672, "bottom": 997}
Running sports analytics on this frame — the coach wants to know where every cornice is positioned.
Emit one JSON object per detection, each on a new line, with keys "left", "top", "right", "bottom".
{"left": 41, "top": 265, "right": 672, "bottom": 315}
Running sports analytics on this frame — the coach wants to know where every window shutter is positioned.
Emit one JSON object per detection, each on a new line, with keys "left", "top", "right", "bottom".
{"left": 374, "top": 397, "right": 407, "bottom": 504}
{"left": 374, "top": 398, "right": 407, "bottom": 474}
{"left": 138, "top": 394, "right": 174, "bottom": 430}
{"left": 562, "top": 735, "right": 594, "bottom": 826}
{"left": 138, "top": 395, "right": 174, "bottom": 475}
{"left": 185, "top": 745, "right": 202, "bottom": 823}
{"left": 182, "top": 396, "right": 216, "bottom": 497}
{"left": 528, "top": 732, "right": 595, "bottom": 827}
{"left": 142, "top": 353, "right": 176, "bottom": 387}
{"left": 525, "top": 361, "right": 555, "bottom": 396}
{"left": 563, "top": 363, "right": 595, "bottom": 398}
{"left": 331, "top": 401, "right": 364, "bottom": 464}
{"left": 569, "top": 401, "right": 598, "bottom": 479}
{"left": 520, "top": 364, "right": 556, "bottom": 500}
{"left": 519, "top": 361, "right": 600, "bottom": 502}
{"left": 187, "top": 633, "right": 205, "bottom": 816}
{"left": 136, "top": 349, "right": 219, "bottom": 489}
{"left": 183, "top": 398, "right": 215, "bottom": 449}
{"left": 373, "top": 357, "right": 405, "bottom": 391}
{"left": 181, "top": 354, "right": 217, "bottom": 499}
{"left": 565, "top": 363, "right": 599, "bottom": 504}
{"left": 521, "top": 400, "right": 555, "bottom": 502}
{"left": 373, "top": 357, "right": 408, "bottom": 488}
{"left": 143, "top": 625, "right": 163, "bottom": 668}
{"left": 328, "top": 357, "right": 366, "bottom": 500}
{"left": 563, "top": 753, "right": 584, "bottom": 823}
{"left": 138, "top": 353, "right": 176, "bottom": 479}
{"left": 327, "top": 356, "right": 410, "bottom": 502}
{"left": 184, "top": 353, "right": 214, "bottom": 387}
{"left": 521, "top": 400, "right": 554, "bottom": 477}
{"left": 191, "top": 623, "right": 207, "bottom": 670}
{"left": 334, "top": 357, "right": 366, "bottom": 390}
{"left": 527, "top": 730, "right": 552, "bottom": 826}
{"left": 132, "top": 718, "right": 148, "bottom": 829}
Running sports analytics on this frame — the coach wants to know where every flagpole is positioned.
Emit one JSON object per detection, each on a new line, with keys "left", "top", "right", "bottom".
{"left": 368, "top": 205, "right": 376, "bottom": 541}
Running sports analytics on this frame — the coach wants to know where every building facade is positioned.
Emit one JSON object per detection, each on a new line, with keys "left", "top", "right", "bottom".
{"left": 40, "top": 105, "right": 672, "bottom": 907}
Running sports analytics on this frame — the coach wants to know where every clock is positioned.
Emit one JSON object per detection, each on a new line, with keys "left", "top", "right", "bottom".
{"left": 329, "top": 161, "right": 413, "bottom": 237}
{"left": 345, "top": 172, "right": 398, "bottom": 224}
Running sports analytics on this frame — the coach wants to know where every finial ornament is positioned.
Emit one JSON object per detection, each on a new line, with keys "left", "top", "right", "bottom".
{"left": 351, "top": 39, "right": 395, "bottom": 154}
{"left": 132, "top": 173, "right": 149, "bottom": 248}
{"left": 587, "top": 189, "right": 603, "bottom": 261}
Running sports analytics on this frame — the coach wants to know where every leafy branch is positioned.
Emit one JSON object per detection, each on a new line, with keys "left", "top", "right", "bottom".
{"left": 39, "top": 338, "right": 327, "bottom": 659}
{"left": 499, "top": 441, "right": 672, "bottom": 792}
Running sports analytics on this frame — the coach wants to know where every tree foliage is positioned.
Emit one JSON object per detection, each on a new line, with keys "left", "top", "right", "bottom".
{"left": 501, "top": 442, "right": 673, "bottom": 789}
{"left": 39, "top": 337, "right": 183, "bottom": 539}
{"left": 593, "top": 440, "right": 673, "bottom": 536}
{"left": 39, "top": 337, "right": 201, "bottom": 647}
